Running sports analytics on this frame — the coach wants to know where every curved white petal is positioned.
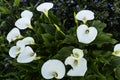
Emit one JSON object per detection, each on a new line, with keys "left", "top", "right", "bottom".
{"left": 65, "top": 56, "right": 75, "bottom": 68}
{"left": 21, "top": 10, "right": 33, "bottom": 18}
{"left": 72, "top": 48, "right": 84, "bottom": 58}
{"left": 22, "top": 37, "right": 35, "bottom": 45}
{"left": 36, "top": 2, "right": 53, "bottom": 13}
{"left": 17, "top": 46, "right": 36, "bottom": 63}
{"left": 76, "top": 10, "right": 94, "bottom": 22}
{"left": 16, "top": 40, "right": 25, "bottom": 47}
{"left": 41, "top": 59, "right": 65, "bottom": 79}
{"left": 9, "top": 45, "right": 24, "bottom": 58}
{"left": 112, "top": 50, "right": 120, "bottom": 57}
{"left": 114, "top": 44, "right": 120, "bottom": 51}
{"left": 6, "top": 28, "right": 22, "bottom": 43}
{"left": 112, "top": 44, "right": 120, "bottom": 57}
{"left": 15, "top": 17, "right": 32, "bottom": 30}
{"left": 67, "top": 58, "right": 87, "bottom": 76}
{"left": 77, "top": 24, "right": 97, "bottom": 44}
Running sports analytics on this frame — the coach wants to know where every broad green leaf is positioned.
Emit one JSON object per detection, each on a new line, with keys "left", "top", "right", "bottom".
{"left": 62, "top": 35, "right": 78, "bottom": 45}
{"left": 41, "top": 33, "right": 54, "bottom": 47}
{"left": 0, "top": 6, "right": 10, "bottom": 14}
{"left": 49, "top": 11, "right": 61, "bottom": 25}
{"left": 55, "top": 30, "right": 65, "bottom": 40}
{"left": 14, "top": 0, "right": 20, "bottom": 6}
{"left": 115, "top": 66, "right": 120, "bottom": 80}
{"left": 92, "top": 20, "right": 106, "bottom": 32}
{"left": 53, "top": 46, "right": 74, "bottom": 61}
{"left": 92, "top": 32, "right": 117, "bottom": 47}
{"left": 40, "top": 23, "right": 55, "bottom": 35}
{"left": 111, "top": 57, "right": 120, "bottom": 66}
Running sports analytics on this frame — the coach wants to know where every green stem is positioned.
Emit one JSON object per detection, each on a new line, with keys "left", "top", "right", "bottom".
{"left": 46, "top": 14, "right": 65, "bottom": 36}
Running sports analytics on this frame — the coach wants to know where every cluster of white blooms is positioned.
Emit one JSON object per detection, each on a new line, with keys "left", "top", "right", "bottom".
{"left": 7, "top": 10, "right": 36, "bottom": 63}
{"left": 76, "top": 10, "right": 98, "bottom": 44}
{"left": 65, "top": 48, "right": 87, "bottom": 76}
{"left": 6, "top": 2, "right": 106, "bottom": 80}
{"left": 36, "top": 2, "right": 88, "bottom": 79}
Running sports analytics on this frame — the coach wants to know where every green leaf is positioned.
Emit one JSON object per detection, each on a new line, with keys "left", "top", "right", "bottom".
{"left": 14, "top": 0, "right": 20, "bottom": 6}
{"left": 41, "top": 33, "right": 54, "bottom": 47}
{"left": 115, "top": 66, "right": 120, "bottom": 80}
{"left": 55, "top": 30, "right": 65, "bottom": 40}
{"left": 92, "top": 20, "right": 106, "bottom": 32}
{"left": 92, "top": 32, "right": 117, "bottom": 47}
{"left": 62, "top": 35, "right": 78, "bottom": 45}
{"left": 0, "top": 6, "right": 10, "bottom": 14}
{"left": 111, "top": 57, "right": 120, "bottom": 67}
{"left": 53, "top": 46, "right": 74, "bottom": 61}
{"left": 40, "top": 23, "right": 55, "bottom": 35}
{"left": 49, "top": 11, "right": 61, "bottom": 25}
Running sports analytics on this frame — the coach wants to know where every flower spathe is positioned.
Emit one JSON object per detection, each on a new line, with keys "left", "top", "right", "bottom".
{"left": 17, "top": 37, "right": 35, "bottom": 46}
{"left": 9, "top": 40, "right": 25, "bottom": 58}
{"left": 36, "top": 2, "right": 53, "bottom": 17}
{"left": 17, "top": 46, "right": 36, "bottom": 63}
{"left": 65, "top": 48, "right": 87, "bottom": 76}
{"left": 15, "top": 17, "right": 33, "bottom": 30}
{"left": 76, "top": 10, "right": 94, "bottom": 23}
{"left": 66, "top": 58, "right": 87, "bottom": 76}
{"left": 72, "top": 48, "right": 84, "bottom": 59}
{"left": 21, "top": 10, "right": 33, "bottom": 18}
{"left": 77, "top": 24, "right": 97, "bottom": 44}
{"left": 6, "top": 28, "right": 23, "bottom": 43}
{"left": 41, "top": 59, "right": 65, "bottom": 79}
{"left": 22, "top": 37, "right": 35, "bottom": 45}
{"left": 112, "top": 43, "right": 120, "bottom": 57}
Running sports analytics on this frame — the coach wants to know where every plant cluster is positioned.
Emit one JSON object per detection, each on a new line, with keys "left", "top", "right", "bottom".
{"left": 0, "top": 0, "right": 120, "bottom": 80}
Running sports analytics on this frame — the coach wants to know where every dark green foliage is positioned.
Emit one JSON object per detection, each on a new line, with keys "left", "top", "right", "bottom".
{"left": 0, "top": 0, "right": 120, "bottom": 80}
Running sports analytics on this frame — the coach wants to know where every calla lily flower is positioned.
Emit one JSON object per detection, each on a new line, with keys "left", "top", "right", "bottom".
{"left": 17, "top": 46, "right": 36, "bottom": 63}
{"left": 9, "top": 42, "right": 25, "bottom": 58}
{"left": 112, "top": 44, "right": 120, "bottom": 57}
{"left": 41, "top": 59, "right": 65, "bottom": 79}
{"left": 65, "top": 57, "right": 87, "bottom": 76}
{"left": 15, "top": 17, "right": 33, "bottom": 30}
{"left": 16, "top": 37, "right": 35, "bottom": 46}
{"left": 77, "top": 24, "right": 97, "bottom": 44}
{"left": 76, "top": 10, "right": 94, "bottom": 23}
{"left": 36, "top": 2, "right": 53, "bottom": 17}
{"left": 6, "top": 28, "right": 23, "bottom": 43}
{"left": 65, "top": 48, "right": 87, "bottom": 76}
{"left": 21, "top": 10, "right": 33, "bottom": 18}
{"left": 72, "top": 48, "right": 84, "bottom": 59}
{"left": 22, "top": 37, "right": 35, "bottom": 45}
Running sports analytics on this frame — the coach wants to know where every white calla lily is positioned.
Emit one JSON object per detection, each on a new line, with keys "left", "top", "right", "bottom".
{"left": 65, "top": 48, "right": 87, "bottom": 76}
{"left": 17, "top": 46, "right": 36, "bottom": 63}
{"left": 77, "top": 24, "right": 97, "bottom": 44}
{"left": 22, "top": 37, "right": 35, "bottom": 45}
{"left": 6, "top": 28, "right": 23, "bottom": 43}
{"left": 9, "top": 43, "right": 25, "bottom": 58}
{"left": 72, "top": 48, "right": 84, "bottom": 59}
{"left": 114, "top": 44, "right": 120, "bottom": 51}
{"left": 65, "top": 56, "right": 77, "bottom": 68}
{"left": 36, "top": 2, "right": 53, "bottom": 17}
{"left": 112, "top": 44, "right": 120, "bottom": 57}
{"left": 66, "top": 58, "right": 87, "bottom": 76}
{"left": 16, "top": 37, "right": 35, "bottom": 46}
{"left": 16, "top": 40, "right": 24, "bottom": 47}
{"left": 15, "top": 17, "right": 33, "bottom": 30}
{"left": 21, "top": 10, "right": 33, "bottom": 18}
{"left": 76, "top": 10, "right": 94, "bottom": 23}
{"left": 41, "top": 59, "right": 65, "bottom": 79}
